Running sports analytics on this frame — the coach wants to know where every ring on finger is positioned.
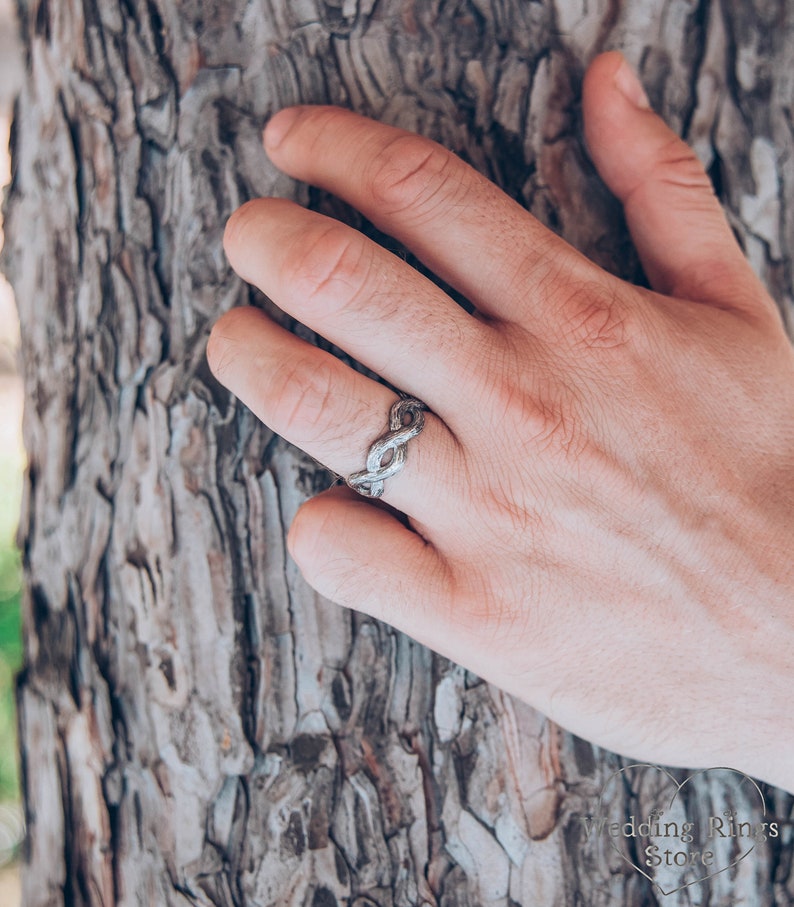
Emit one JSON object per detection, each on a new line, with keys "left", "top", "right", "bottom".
{"left": 346, "top": 396, "right": 427, "bottom": 498}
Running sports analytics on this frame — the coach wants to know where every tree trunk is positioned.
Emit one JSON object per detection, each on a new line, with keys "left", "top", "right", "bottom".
{"left": 3, "top": 0, "right": 793, "bottom": 904}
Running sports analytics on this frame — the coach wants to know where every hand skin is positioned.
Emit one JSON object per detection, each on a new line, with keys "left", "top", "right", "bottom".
{"left": 206, "top": 52, "right": 794, "bottom": 793}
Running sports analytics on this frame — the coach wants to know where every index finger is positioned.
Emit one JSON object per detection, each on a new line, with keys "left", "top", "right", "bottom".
{"left": 263, "top": 106, "right": 598, "bottom": 327}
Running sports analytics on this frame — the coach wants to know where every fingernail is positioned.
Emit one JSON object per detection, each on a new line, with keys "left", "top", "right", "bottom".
{"left": 614, "top": 58, "right": 651, "bottom": 109}
{"left": 264, "top": 107, "right": 300, "bottom": 150}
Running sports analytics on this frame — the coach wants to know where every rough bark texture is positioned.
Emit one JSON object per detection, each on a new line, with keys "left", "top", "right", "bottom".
{"left": 2, "top": 0, "right": 794, "bottom": 904}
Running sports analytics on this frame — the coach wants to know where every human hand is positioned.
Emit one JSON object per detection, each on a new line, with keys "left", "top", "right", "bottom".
{"left": 207, "top": 52, "right": 794, "bottom": 792}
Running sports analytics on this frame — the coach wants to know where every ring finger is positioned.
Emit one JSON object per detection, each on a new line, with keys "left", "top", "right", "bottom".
{"left": 206, "top": 305, "right": 462, "bottom": 522}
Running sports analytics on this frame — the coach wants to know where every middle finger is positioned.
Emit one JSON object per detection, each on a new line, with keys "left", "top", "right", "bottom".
{"left": 262, "top": 106, "right": 602, "bottom": 328}
{"left": 223, "top": 197, "right": 491, "bottom": 423}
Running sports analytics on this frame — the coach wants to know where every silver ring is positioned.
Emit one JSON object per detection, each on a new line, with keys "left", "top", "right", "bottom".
{"left": 346, "top": 396, "right": 427, "bottom": 498}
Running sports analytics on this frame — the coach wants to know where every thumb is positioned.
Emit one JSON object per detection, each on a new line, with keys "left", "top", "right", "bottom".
{"left": 582, "top": 51, "right": 769, "bottom": 318}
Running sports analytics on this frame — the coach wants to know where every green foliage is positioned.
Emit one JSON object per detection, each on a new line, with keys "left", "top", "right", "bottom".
{"left": 0, "top": 451, "right": 23, "bottom": 805}
{"left": 0, "top": 590, "right": 20, "bottom": 803}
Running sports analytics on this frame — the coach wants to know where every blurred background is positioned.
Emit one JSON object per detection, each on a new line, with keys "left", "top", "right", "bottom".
{"left": 0, "top": 0, "right": 25, "bottom": 902}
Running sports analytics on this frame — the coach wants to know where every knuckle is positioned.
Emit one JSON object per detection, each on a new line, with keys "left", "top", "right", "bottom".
{"left": 557, "top": 282, "right": 634, "bottom": 352}
{"left": 271, "top": 353, "right": 340, "bottom": 440}
{"left": 486, "top": 375, "right": 581, "bottom": 460}
{"left": 283, "top": 223, "right": 371, "bottom": 309}
{"left": 649, "top": 137, "right": 714, "bottom": 193}
{"left": 523, "top": 393, "right": 580, "bottom": 458}
{"left": 369, "top": 134, "right": 462, "bottom": 219}
{"left": 477, "top": 340, "right": 571, "bottom": 449}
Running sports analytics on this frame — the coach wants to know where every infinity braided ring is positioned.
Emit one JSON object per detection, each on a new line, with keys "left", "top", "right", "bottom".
{"left": 346, "top": 396, "right": 427, "bottom": 498}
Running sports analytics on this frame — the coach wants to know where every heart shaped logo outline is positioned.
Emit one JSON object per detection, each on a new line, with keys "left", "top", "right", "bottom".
{"left": 595, "top": 763, "right": 766, "bottom": 896}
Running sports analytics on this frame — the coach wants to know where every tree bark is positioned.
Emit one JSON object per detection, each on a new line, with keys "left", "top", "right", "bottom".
{"left": 3, "top": 0, "right": 793, "bottom": 904}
